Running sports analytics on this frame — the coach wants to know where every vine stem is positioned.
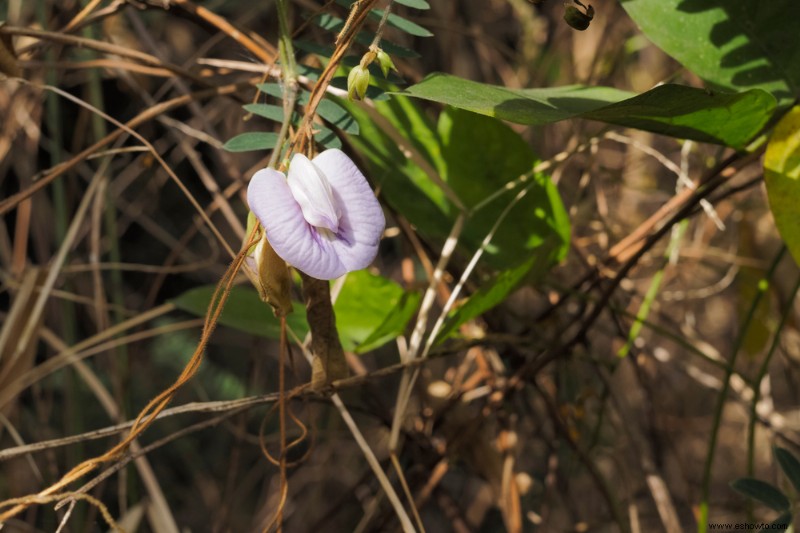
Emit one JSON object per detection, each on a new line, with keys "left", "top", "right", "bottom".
{"left": 697, "top": 246, "right": 786, "bottom": 533}
{"left": 369, "top": 1, "right": 393, "bottom": 49}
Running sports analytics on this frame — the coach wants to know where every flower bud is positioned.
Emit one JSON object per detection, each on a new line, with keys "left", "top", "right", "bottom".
{"left": 347, "top": 65, "right": 370, "bottom": 101}
{"left": 564, "top": 1, "right": 593, "bottom": 31}
{"left": 360, "top": 49, "right": 378, "bottom": 68}
{"left": 243, "top": 213, "right": 293, "bottom": 317}
{"left": 254, "top": 235, "right": 293, "bottom": 316}
{"left": 375, "top": 49, "right": 397, "bottom": 78}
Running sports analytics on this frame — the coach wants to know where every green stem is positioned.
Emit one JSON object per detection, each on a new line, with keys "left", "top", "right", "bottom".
{"left": 270, "top": 0, "right": 299, "bottom": 165}
{"left": 698, "top": 246, "right": 786, "bottom": 532}
{"left": 747, "top": 262, "right": 800, "bottom": 474}
{"left": 618, "top": 220, "right": 688, "bottom": 358}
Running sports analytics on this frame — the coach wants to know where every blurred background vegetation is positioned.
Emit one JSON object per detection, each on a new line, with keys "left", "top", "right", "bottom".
{"left": 1, "top": 0, "right": 799, "bottom": 531}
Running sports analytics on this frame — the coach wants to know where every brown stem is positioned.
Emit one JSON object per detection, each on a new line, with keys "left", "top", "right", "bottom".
{"left": 300, "top": 273, "right": 348, "bottom": 390}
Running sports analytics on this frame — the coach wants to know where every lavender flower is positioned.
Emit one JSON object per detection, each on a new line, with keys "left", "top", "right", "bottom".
{"left": 247, "top": 149, "right": 385, "bottom": 280}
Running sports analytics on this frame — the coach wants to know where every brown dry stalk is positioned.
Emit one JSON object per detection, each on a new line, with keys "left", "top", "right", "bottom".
{"left": 60, "top": 0, "right": 105, "bottom": 33}
{"left": 167, "top": 0, "right": 277, "bottom": 64}
{"left": 0, "top": 227, "right": 259, "bottom": 524}
{"left": 0, "top": 81, "right": 249, "bottom": 217}
{"left": 1, "top": 26, "right": 201, "bottom": 82}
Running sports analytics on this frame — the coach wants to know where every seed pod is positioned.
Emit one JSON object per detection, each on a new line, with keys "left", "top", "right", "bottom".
{"left": 564, "top": 1, "right": 594, "bottom": 31}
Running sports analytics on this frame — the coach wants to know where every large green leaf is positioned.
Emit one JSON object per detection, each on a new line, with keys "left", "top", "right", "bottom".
{"left": 342, "top": 97, "right": 453, "bottom": 241}
{"left": 334, "top": 270, "right": 420, "bottom": 353}
{"left": 583, "top": 85, "right": 774, "bottom": 149}
{"left": 765, "top": 106, "right": 800, "bottom": 266}
{"left": 403, "top": 75, "right": 632, "bottom": 125}
{"left": 730, "top": 478, "right": 790, "bottom": 512}
{"left": 345, "top": 96, "right": 569, "bottom": 275}
{"left": 401, "top": 74, "right": 775, "bottom": 148}
{"left": 171, "top": 285, "right": 309, "bottom": 339}
{"left": 621, "top": 0, "right": 800, "bottom": 107}
{"left": 437, "top": 107, "right": 570, "bottom": 268}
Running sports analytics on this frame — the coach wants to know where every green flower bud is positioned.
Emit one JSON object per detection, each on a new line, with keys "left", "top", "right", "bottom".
{"left": 375, "top": 49, "right": 397, "bottom": 78}
{"left": 347, "top": 65, "right": 370, "bottom": 101}
{"left": 564, "top": 1, "right": 593, "bottom": 31}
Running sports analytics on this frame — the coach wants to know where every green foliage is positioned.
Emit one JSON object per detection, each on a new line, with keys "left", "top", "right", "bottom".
{"left": 774, "top": 446, "right": 800, "bottom": 493}
{"left": 223, "top": 132, "right": 279, "bottom": 152}
{"left": 621, "top": 0, "right": 800, "bottom": 107}
{"left": 171, "top": 273, "right": 419, "bottom": 354}
{"left": 344, "top": 96, "right": 569, "bottom": 277}
{"left": 333, "top": 270, "right": 421, "bottom": 353}
{"left": 437, "top": 107, "right": 570, "bottom": 268}
{"left": 171, "top": 285, "right": 309, "bottom": 339}
{"left": 367, "top": 9, "right": 432, "bottom": 37}
{"left": 393, "top": 0, "right": 430, "bottom": 9}
{"left": 730, "top": 478, "right": 790, "bottom": 512}
{"left": 435, "top": 255, "right": 539, "bottom": 343}
{"left": 765, "top": 106, "right": 800, "bottom": 267}
{"left": 401, "top": 74, "right": 775, "bottom": 149}
{"left": 732, "top": 446, "right": 800, "bottom": 529}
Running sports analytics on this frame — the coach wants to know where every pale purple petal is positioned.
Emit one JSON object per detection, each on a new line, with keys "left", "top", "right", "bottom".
{"left": 247, "top": 168, "right": 347, "bottom": 280}
{"left": 313, "top": 149, "right": 385, "bottom": 271}
{"left": 287, "top": 154, "right": 341, "bottom": 232}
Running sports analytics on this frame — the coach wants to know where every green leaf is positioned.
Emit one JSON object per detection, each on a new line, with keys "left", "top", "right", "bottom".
{"left": 313, "top": 13, "right": 341, "bottom": 32}
{"left": 334, "top": 271, "right": 419, "bottom": 352}
{"left": 355, "top": 33, "right": 418, "bottom": 59}
{"left": 342, "top": 96, "right": 569, "bottom": 277}
{"left": 437, "top": 107, "right": 571, "bottom": 269}
{"left": 293, "top": 39, "right": 334, "bottom": 57}
{"left": 357, "top": 291, "right": 421, "bottom": 353}
{"left": 582, "top": 84, "right": 775, "bottom": 149}
{"left": 340, "top": 95, "right": 452, "bottom": 241}
{"left": 402, "top": 73, "right": 634, "bottom": 124}
{"left": 774, "top": 446, "right": 800, "bottom": 493}
{"left": 401, "top": 73, "right": 775, "bottom": 148}
{"left": 243, "top": 103, "right": 291, "bottom": 122}
{"left": 436, "top": 256, "right": 538, "bottom": 343}
{"left": 252, "top": 84, "right": 357, "bottom": 140}
{"left": 171, "top": 285, "right": 309, "bottom": 339}
{"left": 172, "top": 276, "right": 417, "bottom": 355}
{"left": 256, "top": 82, "right": 286, "bottom": 99}
{"left": 314, "top": 125, "right": 342, "bottom": 149}
{"left": 312, "top": 14, "right": 419, "bottom": 58}
{"left": 621, "top": 0, "right": 800, "bottom": 107}
{"left": 765, "top": 106, "right": 800, "bottom": 267}
{"left": 316, "top": 98, "right": 359, "bottom": 134}
{"left": 223, "top": 132, "right": 279, "bottom": 152}
{"left": 730, "top": 478, "right": 791, "bottom": 511}
{"left": 369, "top": 9, "right": 432, "bottom": 37}
{"left": 394, "top": 0, "right": 430, "bottom": 9}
